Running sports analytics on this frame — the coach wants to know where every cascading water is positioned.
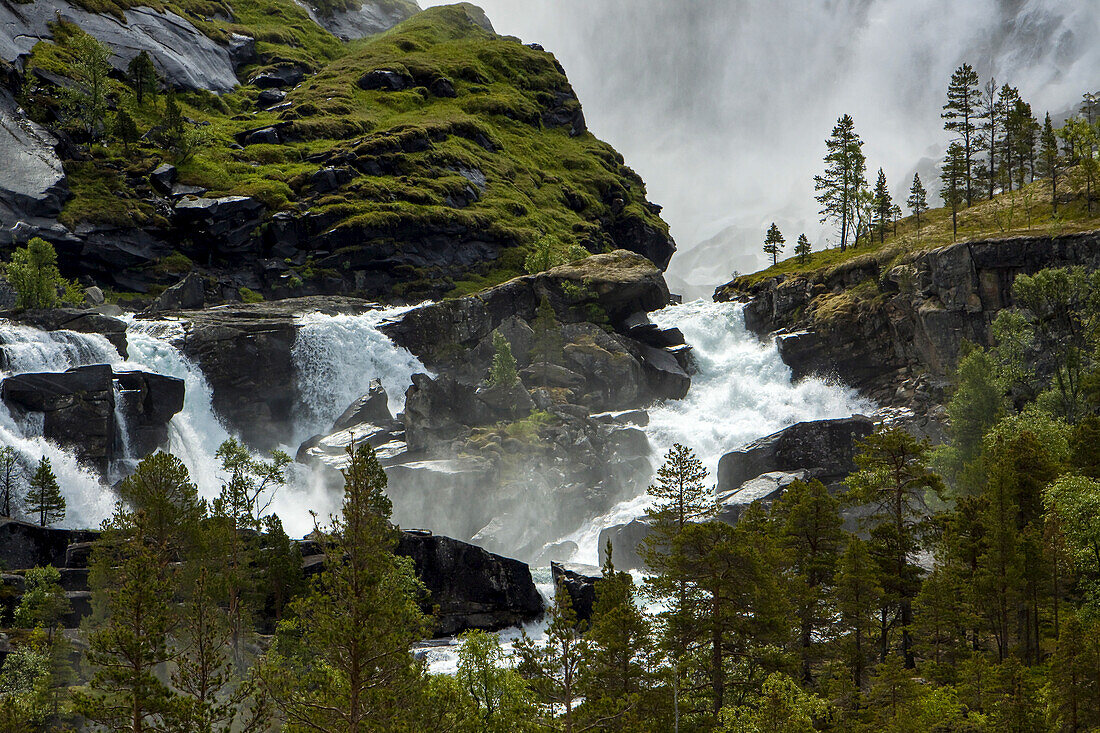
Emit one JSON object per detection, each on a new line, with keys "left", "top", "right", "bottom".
{"left": 560, "top": 299, "right": 873, "bottom": 564}
{"left": 0, "top": 323, "right": 124, "bottom": 527}
{"left": 291, "top": 307, "right": 426, "bottom": 444}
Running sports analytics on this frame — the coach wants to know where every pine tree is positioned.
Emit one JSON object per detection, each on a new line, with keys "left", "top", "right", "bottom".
{"left": 871, "top": 168, "right": 892, "bottom": 243}
{"left": 763, "top": 223, "right": 785, "bottom": 266}
{"left": 995, "top": 85, "right": 1022, "bottom": 191}
{"left": 256, "top": 444, "right": 430, "bottom": 732}
{"left": 1014, "top": 99, "right": 1039, "bottom": 185}
{"left": 794, "top": 234, "right": 811, "bottom": 264}
{"left": 74, "top": 504, "right": 179, "bottom": 731}
{"left": 814, "top": 114, "right": 866, "bottom": 251}
{"left": 579, "top": 542, "right": 653, "bottom": 731}
{"left": 940, "top": 141, "right": 967, "bottom": 240}
{"left": 833, "top": 536, "right": 883, "bottom": 693}
{"left": 772, "top": 479, "right": 843, "bottom": 682}
{"left": 488, "top": 330, "right": 519, "bottom": 389}
{"left": 126, "top": 51, "right": 159, "bottom": 106}
{"left": 0, "top": 447, "right": 19, "bottom": 518}
{"left": 112, "top": 109, "right": 139, "bottom": 153}
{"left": 7, "top": 238, "right": 67, "bottom": 310}
{"left": 1038, "top": 113, "right": 1062, "bottom": 213}
{"left": 516, "top": 583, "right": 589, "bottom": 732}
{"left": 61, "top": 33, "right": 111, "bottom": 137}
{"left": 906, "top": 173, "right": 928, "bottom": 239}
{"left": 980, "top": 76, "right": 999, "bottom": 200}
{"left": 159, "top": 92, "right": 185, "bottom": 151}
{"left": 12, "top": 566, "right": 73, "bottom": 726}
{"left": 846, "top": 428, "right": 944, "bottom": 668}
{"left": 942, "top": 63, "right": 984, "bottom": 206}
{"left": 24, "top": 458, "right": 64, "bottom": 527}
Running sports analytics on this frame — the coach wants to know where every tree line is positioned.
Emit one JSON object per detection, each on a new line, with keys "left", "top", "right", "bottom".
{"left": 769, "top": 67, "right": 1100, "bottom": 263}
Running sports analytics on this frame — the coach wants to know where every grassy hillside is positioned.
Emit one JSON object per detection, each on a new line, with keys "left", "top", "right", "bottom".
{"left": 23, "top": 3, "right": 670, "bottom": 299}
{"left": 728, "top": 174, "right": 1100, "bottom": 292}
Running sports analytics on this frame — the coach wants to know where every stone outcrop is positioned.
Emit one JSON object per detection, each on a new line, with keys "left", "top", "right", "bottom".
{"left": 396, "top": 530, "right": 543, "bottom": 635}
{"left": 1, "top": 365, "right": 184, "bottom": 470}
{"left": 5, "top": 307, "right": 129, "bottom": 357}
{"left": 716, "top": 416, "right": 874, "bottom": 493}
{"left": 0, "top": 0, "right": 240, "bottom": 93}
{"left": 719, "top": 231, "right": 1100, "bottom": 409}
{"left": 294, "top": 0, "right": 420, "bottom": 41}
{"left": 0, "top": 92, "right": 67, "bottom": 228}
{"left": 145, "top": 296, "right": 374, "bottom": 449}
{"left": 551, "top": 562, "right": 600, "bottom": 623}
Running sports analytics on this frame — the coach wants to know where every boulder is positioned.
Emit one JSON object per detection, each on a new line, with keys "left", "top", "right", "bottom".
{"left": 520, "top": 363, "right": 584, "bottom": 390}
{"left": 247, "top": 65, "right": 304, "bottom": 89}
{"left": 174, "top": 196, "right": 266, "bottom": 255}
{"left": 2, "top": 365, "right": 115, "bottom": 469}
{"left": 6, "top": 308, "right": 128, "bottom": 357}
{"left": 597, "top": 518, "right": 652, "bottom": 570}
{"left": 296, "top": 422, "right": 404, "bottom": 467}
{"left": 429, "top": 77, "right": 457, "bottom": 98}
{"left": 551, "top": 562, "right": 600, "bottom": 623}
{"left": 396, "top": 531, "right": 543, "bottom": 636}
{"left": 256, "top": 88, "right": 287, "bottom": 108}
{"left": 113, "top": 370, "right": 186, "bottom": 457}
{"left": 716, "top": 417, "right": 874, "bottom": 493}
{"left": 245, "top": 127, "right": 281, "bottom": 145}
{"left": 716, "top": 470, "right": 809, "bottom": 524}
{"left": 83, "top": 286, "right": 105, "bottom": 306}
{"left": 475, "top": 379, "right": 535, "bottom": 417}
{"left": 149, "top": 164, "right": 178, "bottom": 195}
{"left": 145, "top": 272, "right": 206, "bottom": 313}
{"left": 227, "top": 33, "right": 257, "bottom": 68}
{"left": 357, "top": 69, "right": 415, "bottom": 91}
{"left": 332, "top": 379, "right": 394, "bottom": 431}
{"left": 403, "top": 373, "right": 488, "bottom": 451}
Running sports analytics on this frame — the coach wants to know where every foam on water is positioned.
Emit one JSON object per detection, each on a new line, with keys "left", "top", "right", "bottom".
{"left": 561, "top": 299, "right": 873, "bottom": 564}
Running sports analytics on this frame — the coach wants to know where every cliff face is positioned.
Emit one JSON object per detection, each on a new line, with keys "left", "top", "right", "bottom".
{"left": 718, "top": 230, "right": 1100, "bottom": 411}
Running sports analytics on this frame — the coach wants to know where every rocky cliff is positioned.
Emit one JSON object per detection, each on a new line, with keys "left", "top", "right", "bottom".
{"left": 717, "top": 230, "right": 1100, "bottom": 425}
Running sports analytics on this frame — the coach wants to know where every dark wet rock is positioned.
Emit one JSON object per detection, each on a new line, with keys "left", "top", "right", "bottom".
{"left": 145, "top": 272, "right": 206, "bottom": 313}
{"left": 2, "top": 365, "right": 115, "bottom": 469}
{"left": 332, "top": 379, "right": 393, "bottom": 431}
{"left": 551, "top": 562, "right": 600, "bottom": 623}
{"left": 309, "top": 166, "right": 352, "bottom": 194}
{"left": 248, "top": 65, "right": 305, "bottom": 89}
{"left": 245, "top": 127, "right": 281, "bottom": 145}
{"left": 429, "top": 76, "right": 457, "bottom": 97}
{"left": 541, "top": 89, "right": 586, "bottom": 137}
{"left": 0, "top": 520, "right": 98, "bottom": 572}
{"left": 597, "top": 518, "right": 652, "bottom": 570}
{"left": 149, "top": 164, "right": 178, "bottom": 195}
{"left": 174, "top": 196, "right": 265, "bottom": 256}
{"left": 227, "top": 33, "right": 257, "bottom": 68}
{"left": 397, "top": 530, "right": 543, "bottom": 636}
{"left": 0, "top": 1, "right": 238, "bottom": 92}
{"left": 114, "top": 370, "right": 186, "bottom": 457}
{"left": 357, "top": 69, "right": 414, "bottom": 91}
{"left": 716, "top": 417, "right": 874, "bottom": 493}
{"left": 147, "top": 297, "right": 374, "bottom": 449}
{"left": 256, "top": 88, "right": 287, "bottom": 108}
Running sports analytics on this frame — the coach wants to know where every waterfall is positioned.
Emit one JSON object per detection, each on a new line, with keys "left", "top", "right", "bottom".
{"left": 291, "top": 308, "right": 427, "bottom": 443}
{"left": 0, "top": 322, "right": 125, "bottom": 527}
{"left": 560, "top": 299, "right": 873, "bottom": 564}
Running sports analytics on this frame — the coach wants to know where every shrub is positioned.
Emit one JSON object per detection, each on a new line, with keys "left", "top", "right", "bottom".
{"left": 6, "top": 238, "right": 71, "bottom": 309}
{"left": 488, "top": 331, "right": 518, "bottom": 388}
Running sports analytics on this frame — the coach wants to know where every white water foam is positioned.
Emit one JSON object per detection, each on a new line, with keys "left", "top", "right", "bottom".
{"left": 562, "top": 299, "right": 873, "bottom": 564}
{"left": 291, "top": 308, "right": 427, "bottom": 444}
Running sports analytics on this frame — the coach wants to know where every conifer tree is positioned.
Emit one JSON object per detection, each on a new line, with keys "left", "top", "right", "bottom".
{"left": 0, "top": 447, "right": 19, "bottom": 518}
{"left": 772, "top": 479, "right": 842, "bottom": 681}
{"left": 12, "top": 566, "right": 73, "bottom": 725}
{"left": 980, "top": 76, "right": 999, "bottom": 200}
{"left": 488, "top": 331, "right": 519, "bottom": 389}
{"left": 995, "top": 85, "right": 1022, "bottom": 191}
{"left": 846, "top": 428, "right": 944, "bottom": 668}
{"left": 871, "top": 168, "right": 892, "bottom": 243}
{"left": 940, "top": 141, "right": 967, "bottom": 240}
{"left": 794, "top": 234, "right": 811, "bottom": 264}
{"left": 256, "top": 444, "right": 430, "bottom": 732}
{"left": 906, "top": 173, "right": 928, "bottom": 239}
{"left": 516, "top": 584, "right": 589, "bottom": 732}
{"left": 159, "top": 92, "right": 185, "bottom": 151}
{"left": 762, "top": 223, "right": 785, "bottom": 266}
{"left": 74, "top": 504, "right": 179, "bottom": 731}
{"left": 1038, "top": 112, "right": 1062, "bottom": 213}
{"left": 24, "top": 458, "right": 64, "bottom": 527}
{"left": 833, "top": 536, "right": 883, "bottom": 693}
{"left": 579, "top": 542, "right": 653, "bottom": 731}
{"left": 814, "top": 114, "right": 866, "bottom": 251}
{"left": 7, "top": 238, "right": 67, "bottom": 310}
{"left": 112, "top": 109, "right": 139, "bottom": 153}
{"left": 126, "top": 51, "right": 159, "bottom": 106}
{"left": 942, "top": 63, "right": 984, "bottom": 206}
{"left": 62, "top": 33, "right": 111, "bottom": 137}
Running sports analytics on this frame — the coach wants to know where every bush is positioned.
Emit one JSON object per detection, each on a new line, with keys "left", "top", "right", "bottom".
{"left": 238, "top": 287, "right": 265, "bottom": 303}
{"left": 488, "top": 331, "right": 518, "bottom": 388}
{"left": 6, "top": 238, "right": 72, "bottom": 309}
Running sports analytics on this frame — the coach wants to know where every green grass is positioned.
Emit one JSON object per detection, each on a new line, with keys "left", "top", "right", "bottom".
{"left": 730, "top": 174, "right": 1100, "bottom": 291}
{"left": 39, "top": 4, "right": 667, "bottom": 298}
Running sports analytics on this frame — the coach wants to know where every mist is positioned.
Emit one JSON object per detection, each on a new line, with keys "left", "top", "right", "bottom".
{"left": 425, "top": 0, "right": 1100, "bottom": 294}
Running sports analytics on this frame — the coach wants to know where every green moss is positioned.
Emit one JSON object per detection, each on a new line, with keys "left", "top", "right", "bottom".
{"left": 238, "top": 286, "right": 265, "bottom": 303}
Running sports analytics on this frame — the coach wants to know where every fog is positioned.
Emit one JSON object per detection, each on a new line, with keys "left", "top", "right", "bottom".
{"left": 425, "top": 0, "right": 1100, "bottom": 294}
